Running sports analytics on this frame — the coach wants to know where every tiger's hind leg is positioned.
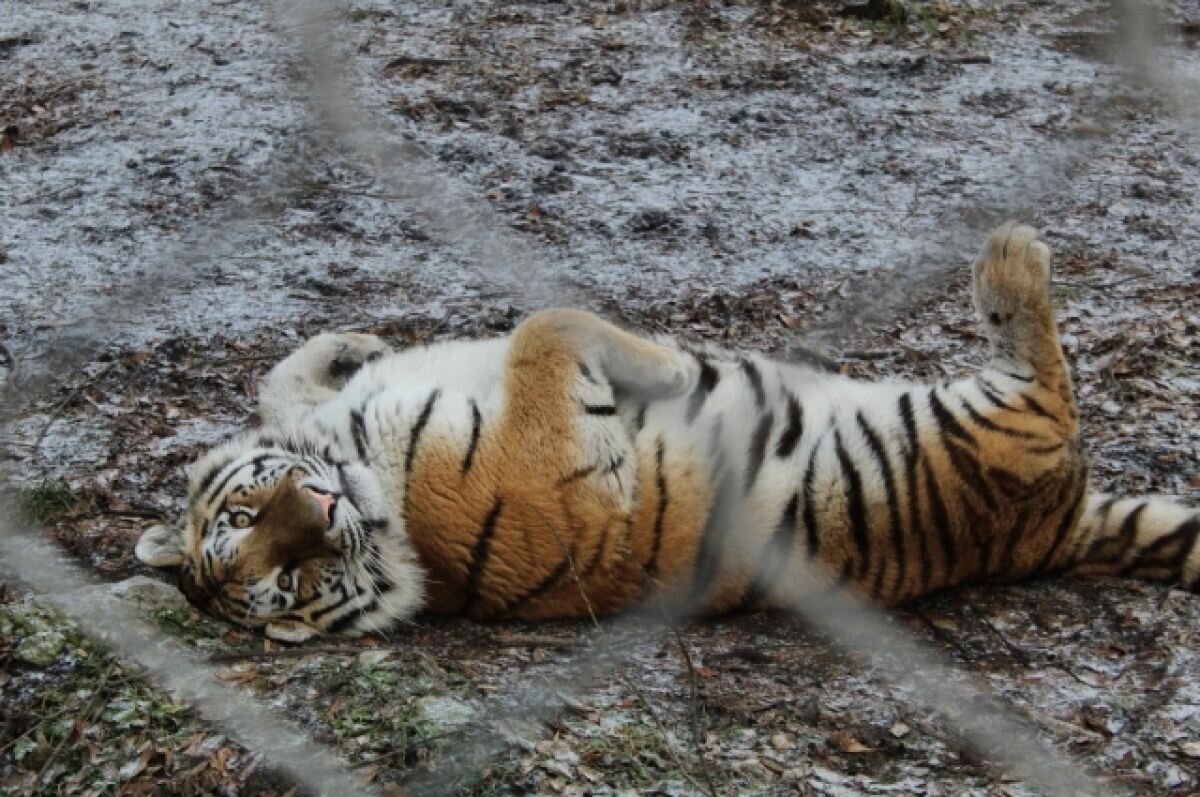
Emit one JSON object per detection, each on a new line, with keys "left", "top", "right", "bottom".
{"left": 1060, "top": 495, "right": 1200, "bottom": 588}
{"left": 973, "top": 223, "right": 1077, "bottom": 437}
{"left": 428, "top": 309, "right": 697, "bottom": 621}
{"left": 258, "top": 333, "right": 391, "bottom": 427}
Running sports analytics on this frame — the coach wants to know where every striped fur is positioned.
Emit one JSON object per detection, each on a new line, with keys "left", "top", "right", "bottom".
{"left": 136, "top": 225, "right": 1200, "bottom": 641}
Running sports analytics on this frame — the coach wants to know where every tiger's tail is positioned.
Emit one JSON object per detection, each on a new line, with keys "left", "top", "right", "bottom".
{"left": 1056, "top": 493, "right": 1200, "bottom": 589}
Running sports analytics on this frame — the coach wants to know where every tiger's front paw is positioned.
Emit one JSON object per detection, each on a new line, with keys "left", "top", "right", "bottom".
{"left": 973, "top": 223, "right": 1052, "bottom": 320}
{"left": 616, "top": 344, "right": 698, "bottom": 401}
{"left": 322, "top": 333, "right": 391, "bottom": 386}
{"left": 972, "top": 223, "right": 1060, "bottom": 364}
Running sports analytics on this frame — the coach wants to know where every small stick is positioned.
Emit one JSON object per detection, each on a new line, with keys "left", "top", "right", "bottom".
{"left": 32, "top": 362, "right": 115, "bottom": 452}
{"left": 206, "top": 644, "right": 368, "bottom": 663}
{"left": 491, "top": 632, "right": 583, "bottom": 650}
{"left": 0, "top": 340, "right": 18, "bottom": 388}
{"left": 36, "top": 661, "right": 118, "bottom": 784}
{"left": 529, "top": 502, "right": 719, "bottom": 797}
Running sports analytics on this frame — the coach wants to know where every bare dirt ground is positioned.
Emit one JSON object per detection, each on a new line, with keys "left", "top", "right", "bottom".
{"left": 1, "top": 0, "right": 1199, "bottom": 795}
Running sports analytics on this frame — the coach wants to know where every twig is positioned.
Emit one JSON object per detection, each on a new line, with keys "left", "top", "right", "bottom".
{"left": 529, "top": 502, "right": 719, "bottom": 797}
{"left": 941, "top": 54, "right": 993, "bottom": 64}
{"left": 382, "top": 55, "right": 472, "bottom": 69}
{"left": 491, "top": 632, "right": 584, "bottom": 650}
{"left": 36, "top": 661, "right": 117, "bottom": 785}
{"left": 206, "top": 644, "right": 369, "bottom": 663}
{"left": 968, "top": 605, "right": 1095, "bottom": 688}
{"left": 98, "top": 508, "right": 169, "bottom": 521}
{"left": 672, "top": 628, "right": 721, "bottom": 797}
{"left": 0, "top": 671, "right": 138, "bottom": 758}
{"left": 303, "top": 180, "right": 418, "bottom": 202}
{"left": 32, "top": 362, "right": 116, "bottom": 452}
{"left": 0, "top": 340, "right": 18, "bottom": 388}
{"left": 1055, "top": 274, "right": 1150, "bottom": 290}
{"left": 191, "top": 353, "right": 288, "bottom": 367}
{"left": 840, "top": 349, "right": 893, "bottom": 362}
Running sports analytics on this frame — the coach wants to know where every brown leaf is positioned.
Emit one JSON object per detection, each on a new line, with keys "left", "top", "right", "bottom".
{"left": 830, "top": 730, "right": 876, "bottom": 753}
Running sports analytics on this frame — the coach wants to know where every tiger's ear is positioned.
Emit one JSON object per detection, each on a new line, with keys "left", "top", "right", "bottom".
{"left": 135, "top": 522, "right": 186, "bottom": 568}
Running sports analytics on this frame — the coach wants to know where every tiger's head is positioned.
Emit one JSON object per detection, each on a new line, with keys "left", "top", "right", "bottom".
{"left": 135, "top": 434, "right": 424, "bottom": 642}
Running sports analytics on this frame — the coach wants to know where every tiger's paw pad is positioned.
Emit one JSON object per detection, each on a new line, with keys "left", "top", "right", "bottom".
{"left": 325, "top": 333, "right": 390, "bottom": 385}
{"left": 973, "top": 223, "right": 1052, "bottom": 315}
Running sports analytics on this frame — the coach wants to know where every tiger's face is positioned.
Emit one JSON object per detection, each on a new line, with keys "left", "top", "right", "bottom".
{"left": 136, "top": 435, "right": 424, "bottom": 642}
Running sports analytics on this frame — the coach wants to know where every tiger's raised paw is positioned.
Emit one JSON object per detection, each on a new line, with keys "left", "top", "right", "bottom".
{"left": 323, "top": 333, "right": 391, "bottom": 387}
{"left": 972, "top": 223, "right": 1056, "bottom": 366}
{"left": 610, "top": 344, "right": 699, "bottom": 401}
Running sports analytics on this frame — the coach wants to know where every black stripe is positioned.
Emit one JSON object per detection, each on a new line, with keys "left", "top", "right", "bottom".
{"left": 1021, "top": 392, "right": 1057, "bottom": 422}
{"left": 995, "top": 504, "right": 1036, "bottom": 573}
{"left": 775, "top": 392, "right": 803, "bottom": 458}
{"left": 194, "top": 456, "right": 235, "bottom": 500}
{"left": 929, "top": 388, "right": 976, "bottom": 447}
{"left": 634, "top": 403, "right": 648, "bottom": 433}
{"left": 350, "top": 409, "right": 369, "bottom": 462}
{"left": 578, "top": 360, "right": 597, "bottom": 383}
{"left": 943, "top": 438, "right": 997, "bottom": 511}
{"left": 557, "top": 464, "right": 598, "bottom": 486}
{"left": 689, "top": 463, "right": 734, "bottom": 605}
{"left": 739, "top": 359, "right": 766, "bottom": 408}
{"left": 582, "top": 521, "right": 610, "bottom": 577}
{"left": 1086, "top": 502, "right": 1147, "bottom": 563}
{"left": 646, "top": 438, "right": 668, "bottom": 575}
{"left": 310, "top": 586, "right": 365, "bottom": 622}
{"left": 997, "top": 370, "right": 1034, "bottom": 383}
{"left": 974, "top": 376, "right": 1017, "bottom": 411}
{"left": 584, "top": 403, "right": 619, "bottom": 416}
{"left": 462, "top": 498, "right": 504, "bottom": 612}
{"left": 1126, "top": 517, "right": 1199, "bottom": 578}
{"left": 740, "top": 492, "right": 800, "bottom": 608}
{"left": 801, "top": 443, "right": 821, "bottom": 558}
{"left": 833, "top": 429, "right": 870, "bottom": 579}
{"left": 204, "top": 453, "right": 275, "bottom": 505}
{"left": 745, "top": 411, "right": 774, "bottom": 493}
{"left": 328, "top": 599, "right": 378, "bottom": 633}
{"left": 921, "top": 457, "right": 956, "bottom": 585}
{"left": 505, "top": 556, "right": 571, "bottom": 615}
{"left": 857, "top": 412, "right": 905, "bottom": 599}
{"left": 1033, "top": 482, "right": 1087, "bottom": 573}
{"left": 958, "top": 396, "right": 1039, "bottom": 439}
{"left": 405, "top": 390, "right": 441, "bottom": 474}
{"left": 462, "top": 399, "right": 482, "bottom": 474}
{"left": 986, "top": 466, "right": 1029, "bottom": 497}
{"left": 898, "top": 394, "right": 930, "bottom": 595}
{"left": 1027, "top": 441, "right": 1066, "bottom": 455}
{"left": 686, "top": 356, "right": 720, "bottom": 423}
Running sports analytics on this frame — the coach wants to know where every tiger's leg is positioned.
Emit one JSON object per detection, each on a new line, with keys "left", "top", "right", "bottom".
{"left": 258, "top": 333, "right": 391, "bottom": 427}
{"left": 435, "top": 309, "right": 696, "bottom": 620}
{"left": 971, "top": 226, "right": 1200, "bottom": 590}
{"left": 973, "top": 223, "right": 1077, "bottom": 435}
{"left": 1059, "top": 495, "right": 1200, "bottom": 588}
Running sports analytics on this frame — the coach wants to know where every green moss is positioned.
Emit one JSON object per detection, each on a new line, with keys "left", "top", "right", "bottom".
{"left": 16, "top": 479, "right": 92, "bottom": 524}
{"left": 148, "top": 606, "right": 234, "bottom": 648}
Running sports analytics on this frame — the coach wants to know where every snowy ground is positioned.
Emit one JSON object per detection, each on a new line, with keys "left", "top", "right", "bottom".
{"left": 2, "top": 0, "right": 1199, "bottom": 795}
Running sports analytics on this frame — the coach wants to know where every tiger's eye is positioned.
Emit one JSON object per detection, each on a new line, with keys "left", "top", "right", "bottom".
{"left": 231, "top": 510, "right": 254, "bottom": 529}
{"left": 277, "top": 572, "right": 293, "bottom": 591}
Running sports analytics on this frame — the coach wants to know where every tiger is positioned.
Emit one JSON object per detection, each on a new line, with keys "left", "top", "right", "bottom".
{"left": 135, "top": 223, "right": 1200, "bottom": 642}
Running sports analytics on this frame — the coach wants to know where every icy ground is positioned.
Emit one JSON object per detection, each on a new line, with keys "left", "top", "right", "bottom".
{"left": 1, "top": 0, "right": 1199, "bottom": 795}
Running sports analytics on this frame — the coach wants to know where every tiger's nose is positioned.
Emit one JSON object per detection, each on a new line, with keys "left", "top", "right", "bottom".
{"left": 303, "top": 487, "right": 336, "bottom": 525}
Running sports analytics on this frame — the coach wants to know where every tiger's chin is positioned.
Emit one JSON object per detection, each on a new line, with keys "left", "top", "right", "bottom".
{"left": 265, "top": 619, "right": 321, "bottom": 643}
